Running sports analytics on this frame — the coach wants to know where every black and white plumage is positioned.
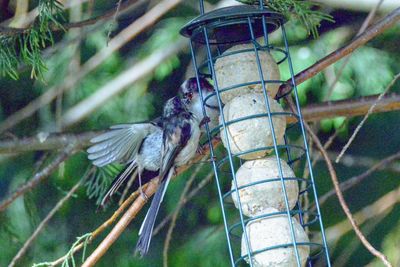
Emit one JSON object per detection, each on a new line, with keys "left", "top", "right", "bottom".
{"left": 180, "top": 77, "right": 220, "bottom": 133}
{"left": 135, "top": 96, "right": 201, "bottom": 257}
{"left": 87, "top": 119, "right": 163, "bottom": 207}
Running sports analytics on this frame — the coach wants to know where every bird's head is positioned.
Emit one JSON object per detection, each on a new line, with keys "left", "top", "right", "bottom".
{"left": 163, "top": 96, "right": 186, "bottom": 117}
{"left": 180, "top": 77, "right": 214, "bottom": 105}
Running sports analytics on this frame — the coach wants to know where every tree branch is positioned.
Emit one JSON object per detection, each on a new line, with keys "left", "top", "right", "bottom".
{"left": 1, "top": 93, "right": 399, "bottom": 154}
{"left": 0, "top": 131, "right": 98, "bottom": 153}
{"left": 0, "top": 0, "right": 146, "bottom": 34}
{"left": 0, "top": 144, "right": 77, "bottom": 212}
{"left": 278, "top": 7, "right": 400, "bottom": 97}
{"left": 80, "top": 141, "right": 217, "bottom": 267}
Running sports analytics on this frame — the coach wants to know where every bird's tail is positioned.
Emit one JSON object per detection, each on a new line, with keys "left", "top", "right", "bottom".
{"left": 135, "top": 169, "right": 173, "bottom": 257}
{"left": 99, "top": 161, "right": 138, "bottom": 209}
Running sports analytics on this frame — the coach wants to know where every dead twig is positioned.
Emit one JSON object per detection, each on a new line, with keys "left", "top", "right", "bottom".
{"left": 336, "top": 73, "right": 400, "bottom": 163}
{"left": 0, "top": 144, "right": 77, "bottom": 212}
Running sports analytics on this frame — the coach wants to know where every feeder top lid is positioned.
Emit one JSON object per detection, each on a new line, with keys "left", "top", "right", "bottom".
{"left": 180, "top": 5, "right": 285, "bottom": 44}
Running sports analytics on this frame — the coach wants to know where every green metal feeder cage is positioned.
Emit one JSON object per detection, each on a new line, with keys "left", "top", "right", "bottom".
{"left": 180, "top": 1, "right": 330, "bottom": 266}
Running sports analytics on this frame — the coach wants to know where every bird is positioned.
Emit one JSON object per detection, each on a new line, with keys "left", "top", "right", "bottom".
{"left": 87, "top": 77, "right": 216, "bottom": 207}
{"left": 180, "top": 77, "right": 220, "bottom": 135}
{"left": 87, "top": 118, "right": 163, "bottom": 207}
{"left": 135, "top": 96, "right": 201, "bottom": 256}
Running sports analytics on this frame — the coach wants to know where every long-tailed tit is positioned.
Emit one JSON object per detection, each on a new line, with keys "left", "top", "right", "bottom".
{"left": 135, "top": 96, "right": 201, "bottom": 256}
{"left": 180, "top": 77, "right": 220, "bottom": 134}
{"left": 87, "top": 119, "right": 163, "bottom": 207}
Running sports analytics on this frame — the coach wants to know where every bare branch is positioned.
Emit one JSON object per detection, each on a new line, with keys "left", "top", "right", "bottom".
{"left": 0, "top": 145, "right": 77, "bottom": 212}
{"left": 325, "top": 186, "right": 400, "bottom": 244}
{"left": 46, "top": 188, "right": 142, "bottom": 266}
{"left": 0, "top": 131, "right": 98, "bottom": 153}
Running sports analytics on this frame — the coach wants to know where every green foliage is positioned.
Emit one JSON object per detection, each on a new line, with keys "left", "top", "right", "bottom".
{"left": 0, "top": 0, "right": 65, "bottom": 81}
{"left": 0, "top": 36, "right": 19, "bottom": 79}
{"left": 32, "top": 233, "right": 92, "bottom": 267}
{"left": 236, "top": 0, "right": 334, "bottom": 38}
{"left": 85, "top": 165, "right": 122, "bottom": 206}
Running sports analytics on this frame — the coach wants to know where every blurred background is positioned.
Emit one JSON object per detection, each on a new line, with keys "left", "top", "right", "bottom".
{"left": 0, "top": 0, "right": 399, "bottom": 266}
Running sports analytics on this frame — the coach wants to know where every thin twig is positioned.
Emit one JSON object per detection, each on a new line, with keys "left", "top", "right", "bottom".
{"left": 285, "top": 96, "right": 392, "bottom": 266}
{"left": 336, "top": 73, "right": 400, "bottom": 163}
{"left": 319, "top": 150, "right": 400, "bottom": 207}
{"left": 325, "top": 0, "right": 385, "bottom": 100}
{"left": 8, "top": 177, "right": 85, "bottom": 267}
{"left": 163, "top": 157, "right": 209, "bottom": 267}
{"left": 106, "top": 0, "right": 123, "bottom": 44}
{"left": 0, "top": 145, "right": 77, "bottom": 212}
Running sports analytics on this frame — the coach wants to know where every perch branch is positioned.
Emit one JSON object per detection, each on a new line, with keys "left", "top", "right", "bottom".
{"left": 0, "top": 145, "right": 77, "bottom": 212}
{"left": 278, "top": 7, "right": 400, "bottom": 97}
{"left": 80, "top": 140, "right": 216, "bottom": 266}
{"left": 46, "top": 188, "right": 142, "bottom": 266}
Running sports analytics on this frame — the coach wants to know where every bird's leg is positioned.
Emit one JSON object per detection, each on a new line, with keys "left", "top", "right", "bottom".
{"left": 138, "top": 171, "right": 149, "bottom": 202}
{"left": 199, "top": 116, "right": 211, "bottom": 128}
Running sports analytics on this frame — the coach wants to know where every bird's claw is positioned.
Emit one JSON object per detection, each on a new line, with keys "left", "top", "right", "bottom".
{"left": 139, "top": 187, "right": 149, "bottom": 202}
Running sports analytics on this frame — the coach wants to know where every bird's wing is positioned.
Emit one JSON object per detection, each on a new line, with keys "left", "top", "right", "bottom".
{"left": 87, "top": 122, "right": 159, "bottom": 167}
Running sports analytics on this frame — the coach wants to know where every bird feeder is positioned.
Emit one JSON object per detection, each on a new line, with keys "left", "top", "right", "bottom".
{"left": 181, "top": 1, "right": 330, "bottom": 266}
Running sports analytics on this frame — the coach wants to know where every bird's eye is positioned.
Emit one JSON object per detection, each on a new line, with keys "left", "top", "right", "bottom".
{"left": 185, "top": 92, "right": 193, "bottom": 99}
